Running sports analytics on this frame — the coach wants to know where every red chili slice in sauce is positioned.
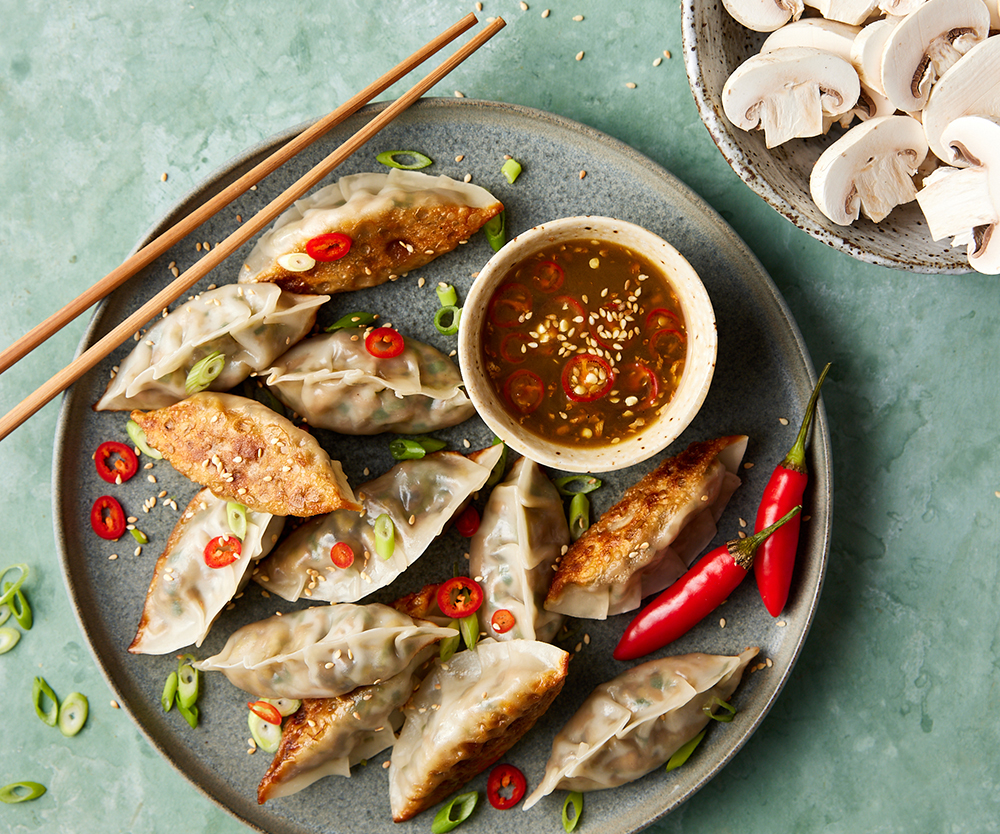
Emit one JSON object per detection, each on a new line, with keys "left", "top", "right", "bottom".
{"left": 365, "top": 327, "right": 405, "bottom": 359}
{"left": 90, "top": 495, "right": 127, "bottom": 540}
{"left": 646, "top": 307, "right": 683, "bottom": 330}
{"left": 94, "top": 441, "right": 139, "bottom": 484}
{"left": 532, "top": 260, "right": 565, "bottom": 293}
{"left": 248, "top": 700, "right": 283, "bottom": 725}
{"left": 618, "top": 362, "right": 660, "bottom": 409}
{"left": 499, "top": 332, "right": 531, "bottom": 364}
{"left": 490, "top": 609, "right": 516, "bottom": 634}
{"left": 487, "top": 282, "right": 532, "bottom": 328}
{"left": 204, "top": 535, "right": 242, "bottom": 569}
{"left": 487, "top": 764, "right": 527, "bottom": 809}
{"left": 436, "top": 576, "right": 484, "bottom": 619}
{"left": 454, "top": 506, "right": 480, "bottom": 537}
{"left": 305, "top": 232, "right": 352, "bottom": 262}
{"left": 650, "top": 327, "right": 686, "bottom": 358}
{"left": 330, "top": 541, "right": 355, "bottom": 569}
{"left": 503, "top": 369, "right": 545, "bottom": 414}
{"left": 561, "top": 353, "right": 614, "bottom": 402}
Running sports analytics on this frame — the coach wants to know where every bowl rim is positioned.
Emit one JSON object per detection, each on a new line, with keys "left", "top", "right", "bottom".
{"left": 458, "top": 215, "right": 718, "bottom": 473}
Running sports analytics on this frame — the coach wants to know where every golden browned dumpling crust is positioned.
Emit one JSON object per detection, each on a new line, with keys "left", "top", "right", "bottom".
{"left": 243, "top": 202, "right": 503, "bottom": 295}
{"left": 131, "top": 392, "right": 359, "bottom": 517}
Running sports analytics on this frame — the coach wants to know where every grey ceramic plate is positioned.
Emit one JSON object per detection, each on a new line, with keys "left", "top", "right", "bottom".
{"left": 54, "top": 98, "right": 831, "bottom": 834}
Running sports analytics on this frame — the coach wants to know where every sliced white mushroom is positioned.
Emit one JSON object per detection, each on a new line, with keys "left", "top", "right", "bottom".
{"left": 803, "top": 0, "right": 879, "bottom": 25}
{"left": 877, "top": 0, "right": 926, "bottom": 15}
{"left": 880, "top": 0, "right": 990, "bottom": 113}
{"left": 922, "top": 36, "right": 1000, "bottom": 164}
{"left": 722, "top": 47, "right": 861, "bottom": 148}
{"left": 720, "top": 0, "right": 805, "bottom": 32}
{"left": 810, "top": 115, "right": 929, "bottom": 224}
{"left": 915, "top": 115, "right": 1000, "bottom": 273}
{"left": 851, "top": 17, "right": 898, "bottom": 97}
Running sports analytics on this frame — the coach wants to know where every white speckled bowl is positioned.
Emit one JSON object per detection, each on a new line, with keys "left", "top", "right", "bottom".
{"left": 681, "top": 2, "right": 970, "bottom": 273}
{"left": 459, "top": 216, "right": 718, "bottom": 474}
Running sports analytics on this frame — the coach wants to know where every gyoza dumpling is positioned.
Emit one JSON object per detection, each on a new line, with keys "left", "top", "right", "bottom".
{"left": 256, "top": 445, "right": 503, "bottom": 603}
{"left": 128, "top": 488, "right": 285, "bottom": 655}
{"left": 238, "top": 169, "right": 504, "bottom": 295}
{"left": 545, "top": 436, "right": 748, "bottom": 619}
{"left": 130, "top": 392, "right": 359, "bottom": 516}
{"left": 261, "top": 328, "right": 474, "bottom": 435}
{"left": 470, "top": 456, "right": 568, "bottom": 643}
{"left": 95, "top": 283, "right": 327, "bottom": 411}
{"left": 522, "top": 648, "right": 758, "bottom": 809}
{"left": 193, "top": 603, "right": 453, "bottom": 699}
{"left": 388, "top": 639, "right": 569, "bottom": 822}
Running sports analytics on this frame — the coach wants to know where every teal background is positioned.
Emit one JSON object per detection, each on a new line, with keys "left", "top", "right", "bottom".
{"left": 1, "top": 1, "right": 998, "bottom": 833}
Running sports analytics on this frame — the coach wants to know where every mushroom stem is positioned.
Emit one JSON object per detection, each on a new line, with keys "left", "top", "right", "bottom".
{"left": 916, "top": 166, "right": 994, "bottom": 242}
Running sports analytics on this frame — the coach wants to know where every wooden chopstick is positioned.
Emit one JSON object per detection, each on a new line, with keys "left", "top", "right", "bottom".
{"left": 0, "top": 15, "right": 506, "bottom": 442}
{"left": 0, "top": 12, "right": 480, "bottom": 378}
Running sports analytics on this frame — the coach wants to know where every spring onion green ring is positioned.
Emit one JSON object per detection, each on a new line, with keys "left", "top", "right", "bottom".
{"left": 553, "top": 475, "right": 603, "bottom": 496}
{"left": 568, "top": 492, "right": 590, "bottom": 541}
{"left": 431, "top": 790, "right": 478, "bottom": 833}
{"left": 58, "top": 692, "right": 89, "bottom": 737}
{"left": 484, "top": 211, "right": 506, "bottom": 252}
{"left": 433, "top": 305, "right": 462, "bottom": 336}
{"left": 0, "top": 604, "right": 9, "bottom": 627}
{"left": 3, "top": 581, "right": 31, "bottom": 630}
{"left": 184, "top": 350, "right": 226, "bottom": 394}
{"left": 177, "top": 662, "right": 199, "bottom": 710}
{"left": 666, "top": 728, "right": 707, "bottom": 771}
{"left": 263, "top": 697, "right": 301, "bottom": 717}
{"left": 459, "top": 613, "right": 480, "bottom": 651}
{"left": 177, "top": 702, "right": 199, "bottom": 729}
{"left": 389, "top": 438, "right": 428, "bottom": 460}
{"left": 248, "top": 709, "right": 282, "bottom": 753}
{"left": 374, "top": 513, "right": 395, "bottom": 560}
{"left": 32, "top": 677, "right": 59, "bottom": 727}
{"left": 129, "top": 528, "right": 148, "bottom": 545}
{"left": 439, "top": 621, "right": 461, "bottom": 662}
{"left": 0, "top": 563, "right": 29, "bottom": 608}
{"left": 325, "top": 311, "right": 378, "bottom": 332}
{"left": 161, "top": 671, "right": 178, "bottom": 712}
{"left": 376, "top": 149, "right": 433, "bottom": 170}
{"left": 0, "top": 782, "right": 46, "bottom": 804}
{"left": 126, "top": 419, "right": 163, "bottom": 459}
{"left": 227, "top": 502, "right": 248, "bottom": 540}
{"left": 562, "top": 791, "right": 584, "bottom": 832}
{"left": 436, "top": 282, "right": 458, "bottom": 308}
{"left": 485, "top": 438, "right": 507, "bottom": 488}
{"left": 0, "top": 626, "right": 20, "bottom": 655}
{"left": 501, "top": 158, "right": 522, "bottom": 184}
{"left": 704, "top": 697, "right": 737, "bottom": 722}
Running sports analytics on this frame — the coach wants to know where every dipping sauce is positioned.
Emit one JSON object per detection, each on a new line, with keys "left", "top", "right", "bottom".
{"left": 480, "top": 238, "right": 687, "bottom": 448}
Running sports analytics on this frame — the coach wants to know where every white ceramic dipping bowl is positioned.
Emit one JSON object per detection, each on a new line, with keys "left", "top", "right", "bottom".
{"left": 459, "top": 216, "right": 718, "bottom": 474}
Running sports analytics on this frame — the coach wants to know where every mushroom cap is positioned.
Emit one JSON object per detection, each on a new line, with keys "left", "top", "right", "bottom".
{"left": 880, "top": 0, "right": 990, "bottom": 113}
{"left": 761, "top": 18, "right": 862, "bottom": 58}
{"left": 810, "top": 114, "right": 929, "bottom": 225}
{"left": 720, "top": 0, "right": 804, "bottom": 32}
{"left": 803, "top": 0, "right": 880, "bottom": 26}
{"left": 851, "top": 17, "right": 897, "bottom": 96}
{"left": 923, "top": 36, "right": 1000, "bottom": 164}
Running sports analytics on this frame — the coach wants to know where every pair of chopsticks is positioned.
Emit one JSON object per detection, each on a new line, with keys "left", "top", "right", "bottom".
{"left": 0, "top": 13, "right": 505, "bottom": 442}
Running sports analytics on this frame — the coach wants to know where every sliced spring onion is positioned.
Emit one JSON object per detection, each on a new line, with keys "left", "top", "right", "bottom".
{"left": 552, "top": 475, "right": 602, "bottom": 496}
{"left": 227, "top": 502, "right": 248, "bottom": 540}
{"left": 388, "top": 436, "right": 448, "bottom": 460}
{"left": 568, "top": 493, "right": 590, "bottom": 541}
{"left": 562, "top": 791, "right": 584, "bottom": 832}
{"left": 3, "top": 581, "right": 31, "bottom": 630}
{"left": 0, "top": 626, "right": 20, "bottom": 655}
{"left": 57, "top": 692, "right": 89, "bottom": 737}
{"left": 325, "top": 311, "right": 378, "bottom": 332}
{"left": 126, "top": 419, "right": 163, "bottom": 459}
{"left": 439, "top": 621, "right": 461, "bottom": 662}
{"left": 0, "top": 782, "right": 46, "bottom": 804}
{"left": 129, "top": 528, "right": 148, "bottom": 545}
{"left": 161, "top": 671, "right": 178, "bottom": 712}
{"left": 0, "top": 563, "right": 29, "bottom": 608}
{"left": 431, "top": 790, "right": 478, "bottom": 834}
{"left": 484, "top": 211, "right": 506, "bottom": 252}
{"left": 485, "top": 437, "right": 507, "bottom": 488}
{"left": 263, "top": 697, "right": 302, "bottom": 718}
{"left": 704, "top": 697, "right": 737, "bottom": 722}
{"left": 277, "top": 252, "right": 316, "bottom": 272}
{"left": 666, "top": 728, "right": 707, "bottom": 772}
{"left": 248, "top": 709, "right": 282, "bottom": 753}
{"left": 459, "top": 613, "right": 480, "bottom": 652}
{"left": 177, "top": 702, "right": 199, "bottom": 729}
{"left": 436, "top": 282, "right": 458, "bottom": 308}
{"left": 374, "top": 513, "right": 395, "bottom": 560}
{"left": 32, "top": 677, "right": 59, "bottom": 727}
{"left": 0, "top": 604, "right": 9, "bottom": 627}
{"left": 184, "top": 351, "right": 226, "bottom": 394}
{"left": 501, "top": 158, "right": 522, "bottom": 184}
{"left": 434, "top": 305, "right": 462, "bottom": 335}
{"left": 177, "top": 661, "right": 199, "bottom": 710}
{"left": 376, "top": 149, "right": 434, "bottom": 170}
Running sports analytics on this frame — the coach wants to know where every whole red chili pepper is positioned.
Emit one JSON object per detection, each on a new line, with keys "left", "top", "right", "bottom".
{"left": 754, "top": 363, "right": 830, "bottom": 617}
{"left": 613, "top": 506, "right": 801, "bottom": 661}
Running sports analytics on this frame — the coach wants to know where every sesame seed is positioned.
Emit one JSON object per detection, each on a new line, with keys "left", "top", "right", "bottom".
{"left": 779, "top": 417, "right": 789, "bottom": 425}
{"left": 160, "top": 172, "right": 168, "bottom": 182}
{"left": 542, "top": 8, "right": 550, "bottom": 17}
{"left": 573, "top": 14, "right": 583, "bottom": 21}
{"left": 454, "top": 90, "right": 465, "bottom": 98}
{"left": 520, "top": 1, "right": 528, "bottom": 9}
{"left": 739, "top": 518, "right": 747, "bottom": 528}
{"left": 719, "top": 618, "right": 726, "bottom": 628}
{"left": 475, "top": 1, "right": 482, "bottom": 8}
{"left": 653, "top": 57, "right": 662, "bottom": 66}
{"left": 744, "top": 462, "right": 755, "bottom": 469}
{"left": 575, "top": 51, "right": 584, "bottom": 61}
{"left": 625, "top": 81, "right": 637, "bottom": 89}
{"left": 664, "top": 50, "right": 672, "bottom": 59}
{"left": 382, "top": 760, "right": 391, "bottom": 769}
{"left": 766, "top": 658, "right": 773, "bottom": 667}
{"left": 777, "top": 620, "right": 787, "bottom": 627}
{"left": 579, "top": 170, "right": 587, "bottom": 179}
{"left": 110, "top": 700, "right": 120, "bottom": 709}
{"left": 463, "top": 173, "right": 472, "bottom": 182}
{"left": 108, "top": 554, "right": 118, "bottom": 561}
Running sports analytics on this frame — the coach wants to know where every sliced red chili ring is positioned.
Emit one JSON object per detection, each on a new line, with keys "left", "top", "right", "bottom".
{"left": 204, "top": 535, "right": 241, "bottom": 569}
{"left": 454, "top": 506, "right": 480, "bottom": 537}
{"left": 90, "top": 495, "right": 126, "bottom": 540}
{"left": 543, "top": 295, "right": 586, "bottom": 320}
{"left": 330, "top": 541, "right": 355, "bottom": 569}
{"left": 533, "top": 260, "right": 565, "bottom": 293}
{"left": 487, "top": 282, "right": 532, "bottom": 328}
{"left": 94, "top": 441, "right": 139, "bottom": 484}
{"left": 305, "top": 232, "right": 352, "bottom": 262}
{"left": 618, "top": 362, "right": 660, "bottom": 409}
{"left": 650, "top": 327, "right": 686, "bottom": 359}
{"left": 486, "top": 763, "right": 527, "bottom": 809}
{"left": 503, "top": 369, "right": 545, "bottom": 414}
{"left": 365, "top": 327, "right": 406, "bottom": 359}
{"left": 490, "top": 609, "right": 516, "bottom": 634}
{"left": 561, "top": 353, "right": 615, "bottom": 402}
{"left": 646, "top": 307, "right": 683, "bottom": 330}
{"left": 248, "top": 700, "right": 283, "bottom": 726}
{"left": 436, "top": 576, "right": 484, "bottom": 619}
{"left": 499, "top": 332, "right": 531, "bottom": 364}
